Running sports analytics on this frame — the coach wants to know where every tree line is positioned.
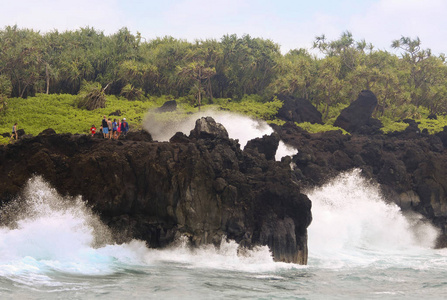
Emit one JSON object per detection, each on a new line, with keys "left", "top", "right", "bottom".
{"left": 1, "top": 26, "right": 446, "bottom": 119}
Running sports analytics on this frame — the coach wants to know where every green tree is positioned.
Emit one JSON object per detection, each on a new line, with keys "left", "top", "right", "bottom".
{"left": 314, "top": 57, "right": 344, "bottom": 120}
{"left": 177, "top": 46, "right": 216, "bottom": 109}
{"left": 219, "top": 34, "right": 281, "bottom": 99}
{"left": 0, "top": 26, "right": 45, "bottom": 97}
{"left": 313, "top": 31, "right": 362, "bottom": 78}
{"left": 143, "top": 36, "right": 192, "bottom": 96}
{"left": 269, "top": 48, "right": 317, "bottom": 100}
{"left": 391, "top": 36, "right": 432, "bottom": 108}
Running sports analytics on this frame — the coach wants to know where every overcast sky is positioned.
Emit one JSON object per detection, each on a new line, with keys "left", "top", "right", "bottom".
{"left": 1, "top": 0, "right": 446, "bottom": 55}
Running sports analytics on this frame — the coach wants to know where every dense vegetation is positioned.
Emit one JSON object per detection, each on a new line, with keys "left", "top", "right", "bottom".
{"left": 1, "top": 26, "right": 447, "bottom": 144}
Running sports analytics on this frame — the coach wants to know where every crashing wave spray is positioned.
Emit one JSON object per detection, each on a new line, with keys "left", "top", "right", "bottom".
{"left": 0, "top": 176, "right": 150, "bottom": 278}
{"left": 0, "top": 176, "right": 296, "bottom": 285}
{"left": 143, "top": 109, "right": 297, "bottom": 160}
{"left": 306, "top": 169, "right": 439, "bottom": 267}
{"left": 146, "top": 236, "right": 297, "bottom": 272}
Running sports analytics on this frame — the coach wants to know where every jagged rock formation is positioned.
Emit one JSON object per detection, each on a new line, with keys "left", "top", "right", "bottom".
{"left": 245, "top": 133, "right": 280, "bottom": 161}
{"left": 334, "top": 90, "right": 383, "bottom": 134}
{"left": 272, "top": 122, "right": 447, "bottom": 247}
{"left": 275, "top": 94, "right": 323, "bottom": 124}
{"left": 0, "top": 117, "right": 312, "bottom": 264}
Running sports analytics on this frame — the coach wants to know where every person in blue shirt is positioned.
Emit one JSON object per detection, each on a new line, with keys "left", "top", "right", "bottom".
{"left": 120, "top": 118, "right": 129, "bottom": 136}
{"left": 112, "top": 118, "right": 118, "bottom": 139}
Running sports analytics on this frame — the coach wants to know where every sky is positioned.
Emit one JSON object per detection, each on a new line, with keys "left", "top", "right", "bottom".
{"left": 1, "top": 0, "right": 446, "bottom": 55}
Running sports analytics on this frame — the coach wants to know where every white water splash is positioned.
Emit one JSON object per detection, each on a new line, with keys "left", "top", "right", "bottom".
{"left": 306, "top": 169, "right": 440, "bottom": 268}
{"left": 143, "top": 109, "right": 297, "bottom": 161}
{"left": 144, "top": 236, "right": 298, "bottom": 273}
{"left": 0, "top": 176, "right": 294, "bottom": 285}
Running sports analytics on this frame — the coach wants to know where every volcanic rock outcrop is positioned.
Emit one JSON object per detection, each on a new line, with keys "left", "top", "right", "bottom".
{"left": 334, "top": 90, "right": 383, "bottom": 134}
{"left": 0, "top": 117, "right": 312, "bottom": 264}
{"left": 275, "top": 94, "right": 323, "bottom": 124}
{"left": 156, "top": 100, "right": 177, "bottom": 113}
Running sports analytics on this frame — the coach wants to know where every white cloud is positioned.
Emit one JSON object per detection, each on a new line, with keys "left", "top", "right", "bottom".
{"left": 0, "top": 0, "right": 124, "bottom": 34}
{"left": 349, "top": 0, "right": 447, "bottom": 54}
{"left": 0, "top": 0, "right": 445, "bottom": 55}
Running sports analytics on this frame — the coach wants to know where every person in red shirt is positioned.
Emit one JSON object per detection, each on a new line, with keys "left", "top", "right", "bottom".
{"left": 90, "top": 124, "right": 96, "bottom": 137}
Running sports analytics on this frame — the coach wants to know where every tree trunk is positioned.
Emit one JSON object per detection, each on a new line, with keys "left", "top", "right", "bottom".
{"left": 46, "top": 64, "right": 50, "bottom": 94}
{"left": 198, "top": 68, "right": 202, "bottom": 111}
{"left": 208, "top": 78, "right": 213, "bottom": 103}
{"left": 20, "top": 83, "right": 28, "bottom": 98}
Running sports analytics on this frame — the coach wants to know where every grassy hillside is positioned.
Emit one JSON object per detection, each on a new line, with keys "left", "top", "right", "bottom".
{"left": 0, "top": 94, "right": 285, "bottom": 144}
{"left": 1, "top": 94, "right": 154, "bottom": 138}
{"left": 2, "top": 93, "right": 447, "bottom": 145}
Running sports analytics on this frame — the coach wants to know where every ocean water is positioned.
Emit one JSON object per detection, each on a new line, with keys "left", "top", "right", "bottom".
{"left": 1, "top": 171, "right": 446, "bottom": 299}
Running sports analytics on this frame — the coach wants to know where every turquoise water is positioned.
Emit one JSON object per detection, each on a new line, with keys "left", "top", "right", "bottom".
{"left": 1, "top": 173, "right": 446, "bottom": 299}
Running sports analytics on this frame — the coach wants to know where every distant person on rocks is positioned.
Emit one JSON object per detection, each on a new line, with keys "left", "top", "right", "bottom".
{"left": 117, "top": 118, "right": 122, "bottom": 139}
{"left": 10, "top": 123, "right": 18, "bottom": 141}
{"left": 121, "top": 118, "right": 129, "bottom": 136}
{"left": 90, "top": 124, "right": 96, "bottom": 137}
{"left": 112, "top": 118, "right": 118, "bottom": 139}
{"left": 107, "top": 118, "right": 113, "bottom": 139}
{"left": 102, "top": 115, "right": 108, "bottom": 138}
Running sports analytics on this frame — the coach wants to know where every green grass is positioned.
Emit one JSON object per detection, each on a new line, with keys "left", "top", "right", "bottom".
{"left": 379, "top": 117, "right": 409, "bottom": 134}
{"left": 0, "top": 135, "right": 10, "bottom": 144}
{"left": 2, "top": 93, "right": 446, "bottom": 146}
{"left": 218, "top": 96, "right": 283, "bottom": 121}
{"left": 0, "top": 94, "right": 159, "bottom": 141}
{"left": 379, "top": 115, "right": 447, "bottom": 134}
{"left": 296, "top": 122, "right": 349, "bottom": 135}
{"left": 416, "top": 116, "right": 447, "bottom": 134}
{"left": 0, "top": 93, "right": 285, "bottom": 144}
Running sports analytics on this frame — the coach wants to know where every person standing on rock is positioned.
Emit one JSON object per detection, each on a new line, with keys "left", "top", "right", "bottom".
{"left": 102, "top": 115, "right": 108, "bottom": 139}
{"left": 112, "top": 118, "right": 118, "bottom": 139}
{"left": 10, "top": 122, "right": 18, "bottom": 141}
{"left": 107, "top": 118, "right": 113, "bottom": 139}
{"left": 90, "top": 124, "right": 96, "bottom": 137}
{"left": 121, "top": 118, "right": 129, "bottom": 136}
{"left": 117, "top": 118, "right": 122, "bottom": 139}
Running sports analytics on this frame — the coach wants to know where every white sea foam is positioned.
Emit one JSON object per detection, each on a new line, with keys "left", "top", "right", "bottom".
{"left": 144, "top": 236, "right": 298, "bottom": 273}
{"left": 1, "top": 171, "right": 447, "bottom": 298}
{"left": 0, "top": 176, "right": 294, "bottom": 285}
{"left": 143, "top": 109, "right": 297, "bottom": 161}
{"left": 306, "top": 169, "right": 440, "bottom": 269}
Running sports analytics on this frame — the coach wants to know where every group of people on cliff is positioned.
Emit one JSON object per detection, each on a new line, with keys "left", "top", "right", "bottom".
{"left": 8, "top": 116, "right": 129, "bottom": 143}
{"left": 90, "top": 115, "right": 129, "bottom": 139}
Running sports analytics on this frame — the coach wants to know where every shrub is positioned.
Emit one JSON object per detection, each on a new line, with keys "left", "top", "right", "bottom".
{"left": 0, "top": 135, "right": 9, "bottom": 145}
{"left": 379, "top": 117, "right": 409, "bottom": 134}
{"left": 219, "top": 96, "right": 283, "bottom": 121}
{"left": 416, "top": 116, "right": 447, "bottom": 134}
{"left": 77, "top": 81, "right": 107, "bottom": 110}
{"left": 318, "top": 102, "right": 349, "bottom": 124}
{"left": 120, "top": 84, "right": 144, "bottom": 101}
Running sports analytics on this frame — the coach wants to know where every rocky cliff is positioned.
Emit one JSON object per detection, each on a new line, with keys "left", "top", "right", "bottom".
{"left": 272, "top": 122, "right": 447, "bottom": 247}
{"left": 0, "top": 117, "right": 312, "bottom": 264}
